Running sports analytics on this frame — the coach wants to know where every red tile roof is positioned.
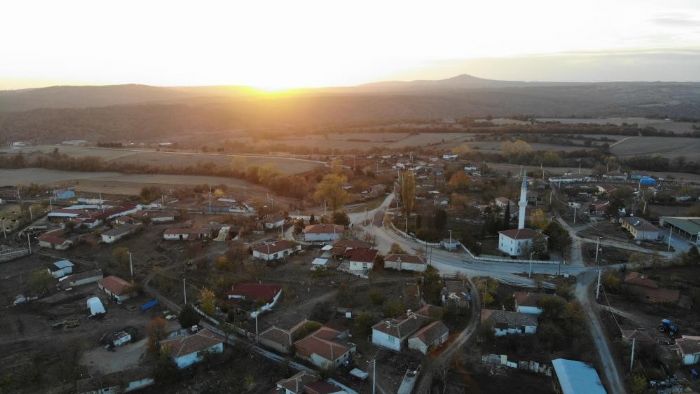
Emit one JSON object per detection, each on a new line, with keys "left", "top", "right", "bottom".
{"left": 38, "top": 229, "right": 69, "bottom": 245}
{"left": 294, "top": 328, "right": 349, "bottom": 363}
{"left": 303, "top": 224, "right": 345, "bottom": 234}
{"left": 344, "top": 247, "right": 378, "bottom": 263}
{"left": 252, "top": 240, "right": 297, "bottom": 255}
{"left": 159, "top": 329, "right": 223, "bottom": 358}
{"left": 385, "top": 254, "right": 425, "bottom": 264}
{"left": 499, "top": 228, "right": 539, "bottom": 240}
{"left": 228, "top": 283, "right": 281, "bottom": 303}
{"left": 99, "top": 275, "right": 132, "bottom": 296}
{"left": 410, "top": 320, "right": 449, "bottom": 344}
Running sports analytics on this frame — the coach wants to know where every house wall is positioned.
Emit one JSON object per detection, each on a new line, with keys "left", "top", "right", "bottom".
{"left": 308, "top": 350, "right": 351, "bottom": 369}
{"left": 683, "top": 353, "right": 700, "bottom": 366}
{"left": 516, "top": 306, "right": 543, "bottom": 315}
{"left": 384, "top": 261, "right": 426, "bottom": 272}
{"left": 407, "top": 337, "right": 428, "bottom": 354}
{"left": 72, "top": 275, "right": 103, "bottom": 287}
{"left": 259, "top": 336, "right": 290, "bottom": 354}
{"left": 498, "top": 234, "right": 532, "bottom": 256}
{"left": 494, "top": 325, "right": 537, "bottom": 337}
{"left": 164, "top": 233, "right": 189, "bottom": 241}
{"left": 50, "top": 266, "right": 73, "bottom": 278}
{"left": 349, "top": 261, "right": 373, "bottom": 271}
{"left": 304, "top": 232, "right": 342, "bottom": 242}
{"left": 371, "top": 329, "right": 402, "bottom": 351}
{"left": 124, "top": 378, "right": 154, "bottom": 392}
{"left": 173, "top": 342, "right": 224, "bottom": 369}
{"left": 252, "top": 248, "right": 293, "bottom": 261}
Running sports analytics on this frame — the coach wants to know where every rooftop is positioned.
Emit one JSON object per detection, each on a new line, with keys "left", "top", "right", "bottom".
{"left": 499, "top": 228, "right": 539, "bottom": 240}
{"left": 410, "top": 320, "right": 449, "bottom": 345}
{"left": 344, "top": 247, "right": 378, "bottom": 263}
{"left": 480, "top": 309, "right": 538, "bottom": 328}
{"left": 303, "top": 224, "right": 345, "bottom": 234}
{"left": 385, "top": 254, "right": 425, "bottom": 264}
{"left": 621, "top": 216, "right": 658, "bottom": 232}
{"left": 372, "top": 313, "right": 429, "bottom": 339}
{"left": 661, "top": 216, "right": 700, "bottom": 235}
{"left": 252, "top": 240, "right": 298, "bottom": 254}
{"left": 159, "top": 328, "right": 223, "bottom": 358}
{"left": 228, "top": 282, "right": 282, "bottom": 303}
{"left": 551, "top": 358, "right": 607, "bottom": 394}
{"left": 294, "top": 328, "right": 349, "bottom": 363}
{"left": 99, "top": 275, "right": 132, "bottom": 295}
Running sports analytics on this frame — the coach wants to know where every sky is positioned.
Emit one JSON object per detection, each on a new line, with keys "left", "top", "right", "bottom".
{"left": 2, "top": 0, "right": 700, "bottom": 90}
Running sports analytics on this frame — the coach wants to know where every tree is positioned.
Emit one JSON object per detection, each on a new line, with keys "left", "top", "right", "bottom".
{"left": 447, "top": 172, "right": 470, "bottom": 191}
{"left": 153, "top": 348, "right": 179, "bottom": 383}
{"left": 531, "top": 233, "right": 548, "bottom": 259}
{"left": 452, "top": 142, "right": 472, "bottom": 155}
{"left": 501, "top": 139, "right": 533, "bottom": 156}
{"left": 502, "top": 202, "right": 511, "bottom": 229}
{"left": 433, "top": 208, "right": 447, "bottom": 232}
{"left": 332, "top": 211, "right": 350, "bottom": 226}
{"left": 314, "top": 173, "right": 349, "bottom": 212}
{"left": 112, "top": 246, "right": 131, "bottom": 272}
{"left": 199, "top": 288, "right": 216, "bottom": 315}
{"left": 421, "top": 266, "right": 443, "bottom": 304}
{"left": 389, "top": 243, "right": 406, "bottom": 254}
{"left": 400, "top": 170, "right": 416, "bottom": 215}
{"left": 28, "top": 269, "right": 53, "bottom": 295}
{"left": 178, "top": 304, "right": 201, "bottom": 329}
{"left": 352, "top": 312, "right": 374, "bottom": 338}
{"left": 529, "top": 209, "right": 548, "bottom": 230}
{"left": 383, "top": 299, "right": 405, "bottom": 317}
{"left": 147, "top": 317, "right": 168, "bottom": 354}
{"left": 139, "top": 186, "right": 162, "bottom": 203}
{"left": 544, "top": 221, "right": 571, "bottom": 253}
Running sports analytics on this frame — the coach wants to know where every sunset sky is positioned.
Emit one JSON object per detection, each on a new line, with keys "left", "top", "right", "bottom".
{"left": 2, "top": 0, "right": 700, "bottom": 90}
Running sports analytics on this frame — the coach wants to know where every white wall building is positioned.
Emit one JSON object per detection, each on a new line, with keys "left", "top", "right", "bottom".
{"left": 159, "top": 329, "right": 224, "bottom": 369}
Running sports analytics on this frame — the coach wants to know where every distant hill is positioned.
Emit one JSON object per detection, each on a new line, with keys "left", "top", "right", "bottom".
{"left": 1, "top": 75, "right": 699, "bottom": 142}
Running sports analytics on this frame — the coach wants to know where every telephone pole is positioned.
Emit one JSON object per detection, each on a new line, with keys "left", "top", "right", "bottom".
{"left": 183, "top": 278, "right": 187, "bottom": 304}
{"left": 596, "top": 269, "right": 602, "bottom": 300}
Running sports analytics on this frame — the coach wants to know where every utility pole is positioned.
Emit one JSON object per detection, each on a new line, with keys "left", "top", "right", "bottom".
{"left": 573, "top": 206, "right": 577, "bottom": 225}
{"left": 183, "top": 278, "right": 187, "bottom": 304}
{"left": 29, "top": 206, "right": 33, "bottom": 221}
{"left": 27, "top": 233, "right": 31, "bottom": 253}
{"left": 595, "top": 237, "right": 601, "bottom": 265}
{"left": 668, "top": 227, "right": 673, "bottom": 252}
{"left": 255, "top": 314, "right": 259, "bottom": 343}
{"left": 448, "top": 229, "right": 452, "bottom": 246}
{"left": 596, "top": 269, "right": 602, "bottom": 300}
{"left": 529, "top": 251, "right": 534, "bottom": 278}
{"left": 368, "top": 359, "right": 376, "bottom": 394}
{"left": 128, "top": 251, "right": 134, "bottom": 280}
{"left": 1, "top": 218, "right": 6, "bottom": 239}
{"left": 630, "top": 337, "right": 636, "bottom": 371}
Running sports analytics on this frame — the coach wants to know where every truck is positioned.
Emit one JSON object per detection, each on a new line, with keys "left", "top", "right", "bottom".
{"left": 659, "top": 319, "right": 680, "bottom": 338}
{"left": 140, "top": 299, "right": 159, "bottom": 312}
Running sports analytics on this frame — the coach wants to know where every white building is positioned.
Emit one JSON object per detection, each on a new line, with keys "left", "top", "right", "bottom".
{"left": 251, "top": 240, "right": 300, "bottom": 261}
{"left": 98, "top": 275, "right": 133, "bottom": 303}
{"left": 227, "top": 283, "right": 282, "bottom": 318}
{"left": 372, "top": 313, "right": 429, "bottom": 351}
{"left": 303, "top": 224, "right": 345, "bottom": 242}
{"left": 620, "top": 216, "right": 660, "bottom": 241}
{"left": 159, "top": 329, "right": 224, "bottom": 369}
{"left": 407, "top": 320, "right": 449, "bottom": 355}
{"left": 677, "top": 336, "right": 700, "bottom": 365}
{"left": 263, "top": 215, "right": 286, "bottom": 230}
{"left": 86, "top": 297, "right": 106, "bottom": 317}
{"left": 48, "top": 259, "right": 74, "bottom": 278}
{"left": 513, "top": 292, "right": 546, "bottom": 315}
{"left": 384, "top": 254, "right": 427, "bottom": 272}
{"left": 346, "top": 248, "right": 378, "bottom": 272}
{"left": 480, "top": 309, "right": 538, "bottom": 336}
{"left": 101, "top": 223, "right": 139, "bottom": 244}
{"left": 498, "top": 228, "right": 540, "bottom": 257}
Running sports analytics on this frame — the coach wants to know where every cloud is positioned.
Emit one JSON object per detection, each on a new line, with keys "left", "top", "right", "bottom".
{"left": 651, "top": 14, "right": 700, "bottom": 27}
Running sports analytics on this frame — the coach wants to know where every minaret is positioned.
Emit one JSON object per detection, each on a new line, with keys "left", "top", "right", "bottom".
{"left": 518, "top": 171, "right": 527, "bottom": 229}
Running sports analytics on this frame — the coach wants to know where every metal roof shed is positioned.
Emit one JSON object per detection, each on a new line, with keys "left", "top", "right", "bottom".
{"left": 552, "top": 359, "right": 607, "bottom": 394}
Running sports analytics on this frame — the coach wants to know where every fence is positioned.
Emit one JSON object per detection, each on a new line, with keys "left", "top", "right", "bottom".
{"left": 0, "top": 248, "right": 31, "bottom": 263}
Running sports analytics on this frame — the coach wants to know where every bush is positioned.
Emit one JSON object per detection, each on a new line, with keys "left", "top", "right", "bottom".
{"left": 178, "top": 304, "right": 201, "bottom": 329}
{"left": 368, "top": 289, "right": 385, "bottom": 306}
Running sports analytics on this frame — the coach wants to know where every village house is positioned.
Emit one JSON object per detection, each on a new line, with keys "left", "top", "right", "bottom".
{"left": 293, "top": 326, "right": 355, "bottom": 370}
{"left": 660, "top": 216, "right": 700, "bottom": 246}
{"left": 98, "top": 275, "right": 133, "bottom": 303}
{"left": 551, "top": 358, "right": 606, "bottom": 394}
{"left": 132, "top": 209, "right": 178, "bottom": 223}
{"left": 38, "top": 229, "right": 73, "bottom": 250}
{"left": 276, "top": 371, "right": 345, "bottom": 394}
{"left": 59, "top": 269, "right": 103, "bottom": 290}
{"left": 372, "top": 311, "right": 430, "bottom": 351}
{"left": 48, "top": 259, "right": 74, "bottom": 278}
{"left": 620, "top": 216, "right": 660, "bottom": 241}
{"left": 259, "top": 319, "right": 311, "bottom": 354}
{"left": 329, "top": 239, "right": 373, "bottom": 259}
{"left": 513, "top": 291, "right": 562, "bottom": 315}
{"left": 163, "top": 226, "right": 210, "bottom": 241}
{"left": 252, "top": 240, "right": 301, "bottom": 261}
{"left": 159, "top": 328, "right": 224, "bottom": 369}
{"left": 76, "top": 368, "right": 154, "bottom": 394}
{"left": 589, "top": 201, "right": 610, "bottom": 216}
{"left": 498, "top": 228, "right": 541, "bottom": 257}
{"left": 384, "top": 254, "right": 427, "bottom": 272}
{"left": 494, "top": 197, "right": 514, "bottom": 211}
{"left": 480, "top": 309, "right": 538, "bottom": 336}
{"left": 264, "top": 214, "right": 286, "bottom": 230}
{"left": 441, "top": 280, "right": 471, "bottom": 308}
{"left": 345, "top": 247, "right": 379, "bottom": 272}
{"left": 303, "top": 224, "right": 345, "bottom": 242}
{"left": 407, "top": 320, "right": 449, "bottom": 354}
{"left": 676, "top": 336, "right": 700, "bottom": 365}
{"left": 227, "top": 282, "right": 282, "bottom": 318}
{"left": 101, "top": 223, "right": 140, "bottom": 244}
{"left": 623, "top": 272, "right": 680, "bottom": 304}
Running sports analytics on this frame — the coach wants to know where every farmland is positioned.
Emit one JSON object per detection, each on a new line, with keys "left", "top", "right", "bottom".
{"left": 610, "top": 136, "right": 700, "bottom": 161}
{"left": 0, "top": 168, "right": 268, "bottom": 196}
{"left": 537, "top": 117, "right": 699, "bottom": 134}
{"left": 4, "top": 145, "right": 324, "bottom": 175}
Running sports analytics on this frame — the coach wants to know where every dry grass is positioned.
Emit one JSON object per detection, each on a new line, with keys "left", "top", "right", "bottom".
{"left": 610, "top": 136, "right": 700, "bottom": 161}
